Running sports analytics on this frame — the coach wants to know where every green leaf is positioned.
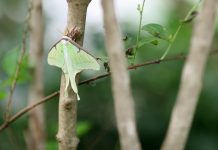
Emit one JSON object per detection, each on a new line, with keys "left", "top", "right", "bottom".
{"left": 0, "top": 80, "right": 7, "bottom": 100}
{"left": 0, "top": 79, "right": 12, "bottom": 88}
{"left": 2, "top": 48, "right": 19, "bottom": 76}
{"left": 137, "top": 4, "right": 141, "bottom": 12}
{"left": 150, "top": 40, "right": 159, "bottom": 45}
{"left": 48, "top": 38, "right": 100, "bottom": 100}
{"left": 183, "top": 11, "right": 198, "bottom": 23}
{"left": 168, "top": 34, "right": 173, "bottom": 42}
{"left": 76, "top": 121, "right": 92, "bottom": 137}
{"left": 138, "top": 36, "right": 159, "bottom": 48}
{"left": 141, "top": 23, "right": 169, "bottom": 41}
{"left": 1, "top": 47, "right": 30, "bottom": 84}
{"left": 0, "top": 91, "right": 6, "bottom": 100}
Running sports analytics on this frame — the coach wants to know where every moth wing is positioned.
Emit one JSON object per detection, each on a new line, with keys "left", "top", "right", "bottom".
{"left": 47, "top": 41, "right": 67, "bottom": 73}
{"left": 65, "top": 42, "right": 100, "bottom": 72}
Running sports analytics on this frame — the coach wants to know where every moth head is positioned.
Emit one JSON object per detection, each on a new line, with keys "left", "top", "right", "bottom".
{"left": 65, "top": 26, "right": 81, "bottom": 41}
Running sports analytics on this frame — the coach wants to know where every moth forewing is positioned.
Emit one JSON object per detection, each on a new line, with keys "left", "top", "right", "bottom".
{"left": 76, "top": 51, "right": 100, "bottom": 70}
{"left": 65, "top": 41, "right": 100, "bottom": 71}
{"left": 47, "top": 42, "right": 65, "bottom": 69}
{"left": 62, "top": 36, "right": 99, "bottom": 60}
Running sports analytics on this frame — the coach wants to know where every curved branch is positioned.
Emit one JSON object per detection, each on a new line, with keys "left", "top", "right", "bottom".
{"left": 102, "top": 0, "right": 141, "bottom": 149}
{"left": 0, "top": 91, "right": 59, "bottom": 132}
{"left": 4, "top": 1, "right": 32, "bottom": 122}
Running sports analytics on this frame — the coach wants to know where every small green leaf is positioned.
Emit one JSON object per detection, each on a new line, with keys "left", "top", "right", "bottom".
{"left": 141, "top": 23, "right": 169, "bottom": 41}
{"left": 137, "top": 4, "right": 141, "bottom": 11}
{"left": 76, "top": 121, "right": 92, "bottom": 137}
{"left": 0, "top": 79, "right": 8, "bottom": 99}
{"left": 2, "top": 48, "right": 19, "bottom": 76}
{"left": 138, "top": 36, "right": 159, "bottom": 48}
{"left": 168, "top": 34, "right": 173, "bottom": 42}
{"left": 183, "top": 11, "right": 198, "bottom": 23}
{"left": 1, "top": 47, "right": 30, "bottom": 84}
{"left": 0, "top": 91, "right": 6, "bottom": 100}
{"left": 150, "top": 40, "right": 159, "bottom": 45}
{"left": 0, "top": 79, "right": 12, "bottom": 88}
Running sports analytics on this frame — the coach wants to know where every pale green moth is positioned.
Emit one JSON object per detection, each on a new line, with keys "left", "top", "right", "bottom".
{"left": 47, "top": 36, "right": 100, "bottom": 100}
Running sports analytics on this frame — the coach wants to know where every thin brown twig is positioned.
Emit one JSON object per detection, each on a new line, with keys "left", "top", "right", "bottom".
{"left": 80, "top": 49, "right": 218, "bottom": 86}
{"left": 4, "top": 1, "right": 32, "bottom": 121}
{"left": 79, "top": 54, "right": 187, "bottom": 85}
{"left": 0, "top": 91, "right": 59, "bottom": 132}
{"left": 79, "top": 72, "right": 110, "bottom": 85}
{"left": 0, "top": 49, "right": 217, "bottom": 132}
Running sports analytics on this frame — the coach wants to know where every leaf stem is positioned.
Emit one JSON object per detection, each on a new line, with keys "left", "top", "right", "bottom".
{"left": 133, "top": 0, "right": 146, "bottom": 63}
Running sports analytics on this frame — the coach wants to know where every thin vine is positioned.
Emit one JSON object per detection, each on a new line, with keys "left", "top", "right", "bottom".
{"left": 160, "top": 0, "right": 202, "bottom": 60}
{"left": 4, "top": 0, "right": 32, "bottom": 122}
{"left": 132, "top": 0, "right": 146, "bottom": 63}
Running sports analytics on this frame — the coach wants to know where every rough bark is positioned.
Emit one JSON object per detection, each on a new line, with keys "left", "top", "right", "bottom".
{"left": 102, "top": 0, "right": 142, "bottom": 150}
{"left": 56, "top": 0, "right": 90, "bottom": 150}
{"left": 161, "top": 1, "right": 218, "bottom": 150}
{"left": 27, "top": 0, "right": 45, "bottom": 149}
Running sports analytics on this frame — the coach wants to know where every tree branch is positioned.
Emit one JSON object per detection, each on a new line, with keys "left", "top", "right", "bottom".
{"left": 27, "top": 0, "right": 45, "bottom": 149}
{"left": 0, "top": 91, "right": 59, "bottom": 132}
{"left": 161, "top": 1, "right": 218, "bottom": 149}
{"left": 102, "top": 0, "right": 142, "bottom": 149}
{"left": 4, "top": 1, "right": 32, "bottom": 122}
{"left": 56, "top": 0, "right": 91, "bottom": 149}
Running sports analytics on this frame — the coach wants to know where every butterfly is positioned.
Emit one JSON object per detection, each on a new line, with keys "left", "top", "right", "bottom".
{"left": 47, "top": 35, "right": 100, "bottom": 100}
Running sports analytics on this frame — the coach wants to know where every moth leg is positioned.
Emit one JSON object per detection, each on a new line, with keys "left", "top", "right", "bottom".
{"left": 54, "top": 45, "right": 57, "bottom": 50}
{"left": 77, "top": 48, "right": 81, "bottom": 53}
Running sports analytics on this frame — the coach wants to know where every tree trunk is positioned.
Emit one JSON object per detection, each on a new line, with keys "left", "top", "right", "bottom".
{"left": 56, "top": 0, "right": 91, "bottom": 149}
{"left": 161, "top": 1, "right": 218, "bottom": 150}
{"left": 27, "top": 0, "right": 45, "bottom": 149}
{"left": 102, "top": 0, "right": 142, "bottom": 150}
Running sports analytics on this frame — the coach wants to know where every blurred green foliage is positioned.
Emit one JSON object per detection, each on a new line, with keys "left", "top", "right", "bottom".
{"left": 77, "top": 121, "right": 92, "bottom": 138}
{"left": 0, "top": 47, "right": 30, "bottom": 100}
{"left": 0, "top": 0, "right": 218, "bottom": 150}
{"left": 2, "top": 47, "right": 30, "bottom": 82}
